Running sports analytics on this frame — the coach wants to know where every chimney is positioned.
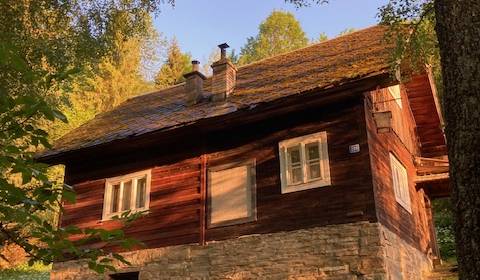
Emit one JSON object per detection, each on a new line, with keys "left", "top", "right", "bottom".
{"left": 183, "top": 60, "right": 206, "bottom": 105}
{"left": 211, "top": 43, "right": 237, "bottom": 102}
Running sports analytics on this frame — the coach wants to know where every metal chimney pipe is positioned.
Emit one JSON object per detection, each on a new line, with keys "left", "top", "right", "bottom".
{"left": 218, "top": 43, "right": 229, "bottom": 60}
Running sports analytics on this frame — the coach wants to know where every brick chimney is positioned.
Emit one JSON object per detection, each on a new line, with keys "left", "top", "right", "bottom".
{"left": 211, "top": 43, "right": 237, "bottom": 102}
{"left": 183, "top": 60, "right": 206, "bottom": 105}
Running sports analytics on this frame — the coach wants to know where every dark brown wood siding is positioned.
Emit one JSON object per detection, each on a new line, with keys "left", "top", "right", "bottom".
{"left": 365, "top": 86, "right": 438, "bottom": 256}
{"left": 205, "top": 99, "right": 376, "bottom": 241}
{"left": 62, "top": 157, "right": 202, "bottom": 249}
{"left": 62, "top": 97, "right": 377, "bottom": 250}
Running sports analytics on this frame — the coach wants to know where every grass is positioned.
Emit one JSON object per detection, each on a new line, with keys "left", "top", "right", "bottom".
{"left": 0, "top": 262, "right": 51, "bottom": 280}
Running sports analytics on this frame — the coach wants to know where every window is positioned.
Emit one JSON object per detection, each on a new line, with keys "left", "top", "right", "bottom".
{"left": 389, "top": 153, "right": 411, "bottom": 212}
{"left": 102, "top": 170, "right": 151, "bottom": 220}
{"left": 208, "top": 161, "right": 256, "bottom": 227}
{"left": 279, "top": 131, "right": 331, "bottom": 193}
{"left": 388, "top": 85, "right": 402, "bottom": 108}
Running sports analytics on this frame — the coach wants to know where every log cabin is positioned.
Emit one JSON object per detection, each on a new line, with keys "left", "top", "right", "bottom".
{"left": 38, "top": 26, "right": 450, "bottom": 280}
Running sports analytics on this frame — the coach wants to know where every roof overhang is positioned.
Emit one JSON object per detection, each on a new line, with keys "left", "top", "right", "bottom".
{"left": 38, "top": 73, "right": 393, "bottom": 165}
{"left": 404, "top": 68, "right": 447, "bottom": 157}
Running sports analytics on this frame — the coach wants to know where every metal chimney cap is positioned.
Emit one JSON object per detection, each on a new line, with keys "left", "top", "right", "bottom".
{"left": 218, "top": 43, "right": 229, "bottom": 49}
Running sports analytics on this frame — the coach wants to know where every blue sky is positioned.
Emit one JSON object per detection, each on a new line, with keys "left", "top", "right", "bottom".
{"left": 153, "top": 0, "right": 388, "bottom": 64}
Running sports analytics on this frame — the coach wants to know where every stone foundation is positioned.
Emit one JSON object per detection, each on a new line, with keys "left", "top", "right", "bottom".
{"left": 51, "top": 222, "right": 432, "bottom": 279}
{"left": 380, "top": 225, "right": 432, "bottom": 280}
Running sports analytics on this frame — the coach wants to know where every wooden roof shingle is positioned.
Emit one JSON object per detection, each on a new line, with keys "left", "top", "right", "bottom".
{"left": 40, "top": 25, "right": 393, "bottom": 160}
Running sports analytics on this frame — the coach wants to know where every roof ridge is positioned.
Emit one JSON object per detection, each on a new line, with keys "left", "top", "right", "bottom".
{"left": 120, "top": 25, "right": 383, "bottom": 104}
{"left": 235, "top": 25, "right": 382, "bottom": 70}
{"left": 125, "top": 82, "right": 186, "bottom": 103}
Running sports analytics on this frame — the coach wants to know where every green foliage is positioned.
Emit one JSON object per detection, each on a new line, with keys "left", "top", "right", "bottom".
{"left": 238, "top": 10, "right": 309, "bottom": 65}
{"left": 338, "top": 28, "right": 357, "bottom": 36}
{"left": 228, "top": 49, "right": 240, "bottom": 65}
{"left": 0, "top": 0, "right": 167, "bottom": 274}
{"left": 316, "top": 32, "right": 329, "bottom": 43}
{"left": 378, "top": 1, "right": 439, "bottom": 75}
{"left": 154, "top": 39, "right": 192, "bottom": 89}
{"left": 0, "top": 262, "right": 51, "bottom": 280}
{"left": 284, "top": 0, "right": 329, "bottom": 8}
{"left": 51, "top": 29, "right": 160, "bottom": 140}
{"left": 433, "top": 198, "right": 456, "bottom": 260}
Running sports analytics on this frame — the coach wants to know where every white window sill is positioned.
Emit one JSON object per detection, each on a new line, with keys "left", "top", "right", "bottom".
{"left": 100, "top": 209, "right": 150, "bottom": 223}
{"left": 281, "top": 178, "right": 331, "bottom": 194}
{"left": 396, "top": 199, "right": 412, "bottom": 214}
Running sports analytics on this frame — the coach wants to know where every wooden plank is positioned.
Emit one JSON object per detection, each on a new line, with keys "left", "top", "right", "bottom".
{"left": 365, "top": 91, "right": 441, "bottom": 255}
{"left": 199, "top": 154, "right": 207, "bottom": 245}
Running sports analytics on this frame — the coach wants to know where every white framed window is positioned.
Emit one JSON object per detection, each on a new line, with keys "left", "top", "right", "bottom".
{"left": 279, "top": 131, "right": 331, "bottom": 194}
{"left": 102, "top": 169, "right": 151, "bottom": 220}
{"left": 388, "top": 85, "right": 403, "bottom": 108}
{"left": 208, "top": 161, "right": 256, "bottom": 228}
{"left": 389, "top": 153, "right": 411, "bottom": 213}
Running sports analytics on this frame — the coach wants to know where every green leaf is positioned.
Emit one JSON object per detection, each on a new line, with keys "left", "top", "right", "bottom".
{"left": 53, "top": 109, "right": 68, "bottom": 123}
{"left": 62, "top": 187, "right": 76, "bottom": 203}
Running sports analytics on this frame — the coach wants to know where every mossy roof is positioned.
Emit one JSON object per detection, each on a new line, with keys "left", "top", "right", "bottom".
{"left": 40, "top": 25, "right": 393, "bottom": 160}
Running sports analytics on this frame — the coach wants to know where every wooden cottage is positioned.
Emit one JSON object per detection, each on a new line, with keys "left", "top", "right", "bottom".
{"left": 39, "top": 26, "right": 450, "bottom": 280}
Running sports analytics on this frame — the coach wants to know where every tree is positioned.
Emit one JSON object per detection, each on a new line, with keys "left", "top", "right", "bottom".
{"left": 289, "top": 0, "right": 480, "bottom": 277}
{"left": 50, "top": 15, "right": 161, "bottom": 140}
{"left": 316, "top": 32, "right": 329, "bottom": 42}
{"left": 433, "top": 2, "right": 480, "bottom": 277}
{"left": 0, "top": 0, "right": 168, "bottom": 273}
{"left": 238, "top": 10, "right": 309, "bottom": 65}
{"left": 154, "top": 39, "right": 192, "bottom": 89}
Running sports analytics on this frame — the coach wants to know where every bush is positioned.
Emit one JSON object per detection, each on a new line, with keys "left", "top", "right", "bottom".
{"left": 433, "top": 198, "right": 456, "bottom": 260}
{"left": 0, "top": 262, "right": 50, "bottom": 280}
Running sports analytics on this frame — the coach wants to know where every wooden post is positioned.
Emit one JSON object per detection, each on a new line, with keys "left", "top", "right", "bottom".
{"left": 199, "top": 154, "right": 207, "bottom": 245}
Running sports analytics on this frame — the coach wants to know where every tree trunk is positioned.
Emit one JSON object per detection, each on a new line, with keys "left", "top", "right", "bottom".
{"left": 434, "top": 1, "right": 480, "bottom": 278}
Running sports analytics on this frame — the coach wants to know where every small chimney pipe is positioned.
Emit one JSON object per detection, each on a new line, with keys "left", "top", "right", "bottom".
{"left": 183, "top": 60, "right": 206, "bottom": 105}
{"left": 218, "top": 43, "right": 229, "bottom": 60}
{"left": 192, "top": 60, "right": 200, "bottom": 72}
{"left": 211, "top": 42, "right": 236, "bottom": 102}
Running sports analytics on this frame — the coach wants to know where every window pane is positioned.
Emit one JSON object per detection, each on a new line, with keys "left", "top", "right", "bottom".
{"left": 287, "top": 145, "right": 303, "bottom": 184}
{"left": 289, "top": 167, "right": 303, "bottom": 184}
{"left": 136, "top": 177, "right": 147, "bottom": 209}
{"left": 308, "top": 163, "right": 321, "bottom": 180}
{"left": 306, "top": 142, "right": 320, "bottom": 160}
{"left": 122, "top": 180, "right": 132, "bottom": 211}
{"left": 111, "top": 184, "right": 120, "bottom": 213}
{"left": 305, "top": 142, "right": 322, "bottom": 180}
{"left": 287, "top": 146, "right": 301, "bottom": 164}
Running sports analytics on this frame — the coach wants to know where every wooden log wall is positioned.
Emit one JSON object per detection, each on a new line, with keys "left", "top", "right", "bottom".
{"left": 365, "top": 91, "right": 438, "bottom": 257}
{"left": 204, "top": 100, "right": 377, "bottom": 241}
{"left": 61, "top": 97, "right": 378, "bottom": 250}
{"left": 370, "top": 85, "right": 420, "bottom": 155}
{"left": 62, "top": 157, "right": 202, "bottom": 250}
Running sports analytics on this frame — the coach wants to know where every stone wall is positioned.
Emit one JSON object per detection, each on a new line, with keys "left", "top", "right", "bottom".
{"left": 380, "top": 225, "right": 433, "bottom": 280}
{"left": 51, "top": 222, "right": 432, "bottom": 280}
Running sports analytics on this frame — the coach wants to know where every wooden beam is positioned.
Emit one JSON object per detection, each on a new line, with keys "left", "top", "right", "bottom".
{"left": 199, "top": 154, "right": 207, "bottom": 246}
{"left": 415, "top": 173, "right": 449, "bottom": 183}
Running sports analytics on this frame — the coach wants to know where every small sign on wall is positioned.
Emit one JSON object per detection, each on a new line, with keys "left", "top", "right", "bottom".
{"left": 349, "top": 144, "right": 360, "bottom": 154}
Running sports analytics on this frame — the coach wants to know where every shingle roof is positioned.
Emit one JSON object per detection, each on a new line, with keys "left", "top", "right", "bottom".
{"left": 40, "top": 25, "right": 393, "bottom": 160}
